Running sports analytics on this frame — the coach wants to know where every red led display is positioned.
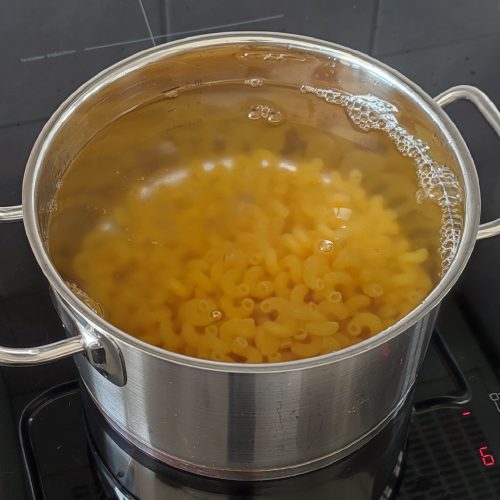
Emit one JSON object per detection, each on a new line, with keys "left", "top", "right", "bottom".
{"left": 462, "top": 410, "right": 471, "bottom": 416}
{"left": 479, "top": 446, "right": 496, "bottom": 467}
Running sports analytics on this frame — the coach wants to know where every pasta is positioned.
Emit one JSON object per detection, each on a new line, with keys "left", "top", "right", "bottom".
{"left": 66, "top": 149, "right": 434, "bottom": 363}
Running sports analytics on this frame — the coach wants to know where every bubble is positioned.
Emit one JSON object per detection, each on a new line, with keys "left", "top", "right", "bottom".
{"left": 245, "top": 78, "right": 264, "bottom": 87}
{"left": 247, "top": 106, "right": 262, "bottom": 120}
{"left": 47, "top": 199, "right": 57, "bottom": 213}
{"left": 98, "top": 220, "right": 116, "bottom": 233}
{"left": 247, "top": 104, "right": 284, "bottom": 124}
{"left": 268, "top": 110, "right": 283, "bottom": 123}
{"left": 278, "top": 160, "right": 297, "bottom": 172}
{"left": 211, "top": 309, "right": 223, "bottom": 321}
{"left": 264, "top": 52, "right": 306, "bottom": 62}
{"left": 415, "top": 189, "right": 427, "bottom": 205}
{"left": 332, "top": 207, "right": 352, "bottom": 221}
{"left": 221, "top": 158, "right": 234, "bottom": 169}
{"left": 163, "top": 89, "right": 178, "bottom": 99}
{"left": 202, "top": 161, "right": 216, "bottom": 172}
{"left": 318, "top": 239, "right": 334, "bottom": 254}
{"left": 239, "top": 50, "right": 307, "bottom": 63}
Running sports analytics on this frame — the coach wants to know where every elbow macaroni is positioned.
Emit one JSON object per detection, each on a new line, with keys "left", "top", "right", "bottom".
{"left": 67, "top": 149, "right": 435, "bottom": 363}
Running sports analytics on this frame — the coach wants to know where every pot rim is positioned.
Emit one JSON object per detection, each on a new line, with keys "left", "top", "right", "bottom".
{"left": 22, "top": 31, "right": 480, "bottom": 373}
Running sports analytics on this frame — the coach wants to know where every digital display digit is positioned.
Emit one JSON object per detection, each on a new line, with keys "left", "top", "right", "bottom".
{"left": 479, "top": 445, "right": 496, "bottom": 467}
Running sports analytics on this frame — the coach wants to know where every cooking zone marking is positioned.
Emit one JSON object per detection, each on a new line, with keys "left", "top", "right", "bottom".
{"left": 137, "top": 0, "right": 156, "bottom": 46}
{"left": 19, "top": 14, "right": 285, "bottom": 62}
{"left": 489, "top": 392, "right": 500, "bottom": 413}
{"left": 84, "top": 14, "right": 285, "bottom": 51}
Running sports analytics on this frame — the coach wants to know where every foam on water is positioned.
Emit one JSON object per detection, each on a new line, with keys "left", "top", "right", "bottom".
{"left": 66, "top": 282, "right": 104, "bottom": 317}
{"left": 300, "top": 85, "right": 463, "bottom": 274}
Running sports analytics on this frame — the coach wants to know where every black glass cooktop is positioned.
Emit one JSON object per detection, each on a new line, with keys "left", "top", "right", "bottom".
{"left": 1, "top": 1, "right": 499, "bottom": 499}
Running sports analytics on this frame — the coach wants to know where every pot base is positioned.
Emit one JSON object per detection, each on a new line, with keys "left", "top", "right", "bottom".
{"left": 81, "top": 379, "right": 414, "bottom": 481}
{"left": 83, "top": 383, "right": 413, "bottom": 498}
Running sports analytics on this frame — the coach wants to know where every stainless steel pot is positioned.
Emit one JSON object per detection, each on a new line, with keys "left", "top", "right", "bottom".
{"left": 1, "top": 33, "right": 499, "bottom": 481}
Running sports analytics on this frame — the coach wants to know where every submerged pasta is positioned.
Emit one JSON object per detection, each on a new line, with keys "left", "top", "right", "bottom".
{"left": 66, "top": 150, "right": 433, "bottom": 363}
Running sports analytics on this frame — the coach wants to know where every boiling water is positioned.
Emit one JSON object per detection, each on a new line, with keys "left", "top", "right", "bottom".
{"left": 48, "top": 81, "right": 456, "bottom": 363}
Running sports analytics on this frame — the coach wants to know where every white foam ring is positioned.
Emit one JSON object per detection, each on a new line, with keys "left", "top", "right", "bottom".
{"left": 300, "top": 85, "right": 463, "bottom": 274}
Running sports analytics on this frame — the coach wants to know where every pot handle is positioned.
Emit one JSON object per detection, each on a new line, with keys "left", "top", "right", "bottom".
{"left": 435, "top": 85, "right": 500, "bottom": 240}
{"left": 0, "top": 207, "right": 86, "bottom": 365}
{"left": 0, "top": 336, "right": 85, "bottom": 366}
{"left": 0, "top": 205, "right": 23, "bottom": 222}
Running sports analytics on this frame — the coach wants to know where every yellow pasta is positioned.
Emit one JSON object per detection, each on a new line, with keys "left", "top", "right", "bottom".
{"left": 290, "top": 284, "right": 309, "bottom": 305}
{"left": 178, "top": 299, "right": 217, "bottom": 327}
{"left": 305, "top": 321, "right": 340, "bottom": 337}
{"left": 244, "top": 266, "right": 265, "bottom": 291}
{"left": 318, "top": 300, "right": 349, "bottom": 321}
{"left": 274, "top": 272, "right": 292, "bottom": 298}
{"left": 291, "top": 337, "right": 324, "bottom": 358}
{"left": 348, "top": 312, "right": 383, "bottom": 336}
{"left": 187, "top": 271, "right": 216, "bottom": 295}
{"left": 262, "top": 321, "right": 295, "bottom": 339}
{"left": 398, "top": 248, "right": 429, "bottom": 265}
{"left": 281, "top": 233, "right": 307, "bottom": 257}
{"left": 219, "top": 318, "right": 255, "bottom": 343}
{"left": 303, "top": 255, "right": 330, "bottom": 290}
{"left": 253, "top": 280, "right": 274, "bottom": 299}
{"left": 263, "top": 246, "right": 281, "bottom": 276}
{"left": 230, "top": 336, "right": 249, "bottom": 355}
{"left": 255, "top": 328, "right": 281, "bottom": 356}
{"left": 221, "top": 290, "right": 253, "bottom": 314}
{"left": 61, "top": 149, "right": 435, "bottom": 363}
{"left": 345, "top": 295, "right": 371, "bottom": 315}
{"left": 242, "top": 346, "right": 264, "bottom": 363}
{"left": 280, "top": 255, "right": 303, "bottom": 283}
{"left": 220, "top": 268, "right": 249, "bottom": 298}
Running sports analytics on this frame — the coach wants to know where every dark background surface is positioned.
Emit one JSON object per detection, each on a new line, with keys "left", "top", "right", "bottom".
{"left": 0, "top": 1, "right": 499, "bottom": 499}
